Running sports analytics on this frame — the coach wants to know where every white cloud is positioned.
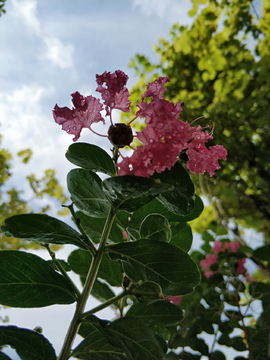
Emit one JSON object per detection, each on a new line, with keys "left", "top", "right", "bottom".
{"left": 11, "top": 0, "right": 40, "bottom": 35}
{"left": 43, "top": 37, "right": 74, "bottom": 69}
{"left": 10, "top": 0, "right": 74, "bottom": 69}
{"left": 0, "top": 84, "right": 73, "bottom": 188}
{"left": 132, "top": 0, "right": 191, "bottom": 19}
{"left": 132, "top": 0, "right": 168, "bottom": 17}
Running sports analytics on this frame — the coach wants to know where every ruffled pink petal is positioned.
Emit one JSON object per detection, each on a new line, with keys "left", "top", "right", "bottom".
{"left": 96, "top": 70, "right": 131, "bottom": 114}
{"left": 142, "top": 77, "right": 170, "bottom": 100}
{"left": 53, "top": 93, "right": 104, "bottom": 141}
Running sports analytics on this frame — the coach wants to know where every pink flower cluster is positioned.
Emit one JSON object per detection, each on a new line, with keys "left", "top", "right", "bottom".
{"left": 213, "top": 240, "right": 240, "bottom": 254}
{"left": 200, "top": 240, "right": 251, "bottom": 280}
{"left": 200, "top": 254, "right": 219, "bottom": 278}
{"left": 53, "top": 70, "right": 227, "bottom": 177}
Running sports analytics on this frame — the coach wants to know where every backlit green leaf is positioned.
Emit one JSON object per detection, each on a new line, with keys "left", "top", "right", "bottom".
{"left": 0, "top": 251, "right": 76, "bottom": 307}
{"left": 1, "top": 213, "right": 88, "bottom": 249}
{"left": 170, "top": 222, "right": 192, "bottom": 252}
{"left": 72, "top": 323, "right": 126, "bottom": 360}
{"left": 140, "top": 214, "right": 171, "bottom": 242}
{"left": 106, "top": 317, "right": 166, "bottom": 360}
{"left": 0, "top": 326, "right": 56, "bottom": 360}
{"left": 126, "top": 301, "right": 183, "bottom": 326}
{"left": 108, "top": 239, "right": 200, "bottom": 295}
{"left": 67, "top": 169, "right": 110, "bottom": 217}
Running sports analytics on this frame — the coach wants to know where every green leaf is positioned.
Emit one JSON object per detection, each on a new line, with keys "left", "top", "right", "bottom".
{"left": 231, "top": 336, "right": 247, "bottom": 352}
{"left": 131, "top": 282, "right": 163, "bottom": 303}
{"left": 108, "top": 239, "right": 200, "bottom": 295}
{"left": 126, "top": 301, "right": 183, "bottom": 326}
{"left": 67, "top": 169, "right": 110, "bottom": 217}
{"left": 253, "top": 245, "right": 270, "bottom": 261}
{"left": 0, "top": 326, "right": 56, "bottom": 360}
{"left": 0, "top": 352, "right": 12, "bottom": 360}
{"left": 102, "top": 175, "right": 170, "bottom": 212}
{"left": 0, "top": 251, "right": 76, "bottom": 307}
{"left": 170, "top": 222, "right": 192, "bottom": 252}
{"left": 129, "top": 195, "right": 203, "bottom": 229}
{"left": 1, "top": 214, "right": 88, "bottom": 249}
{"left": 66, "top": 142, "right": 116, "bottom": 176}
{"left": 106, "top": 317, "right": 166, "bottom": 360}
{"left": 72, "top": 323, "right": 126, "bottom": 360}
{"left": 249, "top": 282, "right": 270, "bottom": 298}
{"left": 211, "top": 351, "right": 226, "bottom": 360}
{"left": 153, "top": 162, "right": 195, "bottom": 216}
{"left": 76, "top": 211, "right": 124, "bottom": 244}
{"left": 68, "top": 249, "right": 123, "bottom": 287}
{"left": 140, "top": 214, "right": 171, "bottom": 242}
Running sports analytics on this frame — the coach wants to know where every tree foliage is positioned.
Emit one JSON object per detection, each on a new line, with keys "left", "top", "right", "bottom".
{"left": 0, "top": 131, "right": 68, "bottom": 250}
{"left": 123, "top": 0, "right": 270, "bottom": 240}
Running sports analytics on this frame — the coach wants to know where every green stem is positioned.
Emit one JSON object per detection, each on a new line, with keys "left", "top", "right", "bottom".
{"left": 57, "top": 207, "right": 116, "bottom": 360}
{"left": 45, "top": 245, "right": 80, "bottom": 299}
{"left": 80, "top": 287, "right": 134, "bottom": 321}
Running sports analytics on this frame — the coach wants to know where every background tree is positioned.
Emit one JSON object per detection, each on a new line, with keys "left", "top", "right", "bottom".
{"left": 0, "top": 130, "right": 68, "bottom": 250}
{"left": 123, "top": 0, "right": 270, "bottom": 241}
{"left": 0, "top": 0, "right": 6, "bottom": 17}
{"left": 122, "top": 0, "right": 270, "bottom": 358}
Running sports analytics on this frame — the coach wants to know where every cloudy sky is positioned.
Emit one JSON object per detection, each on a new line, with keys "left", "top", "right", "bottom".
{"left": 0, "top": 0, "right": 259, "bottom": 358}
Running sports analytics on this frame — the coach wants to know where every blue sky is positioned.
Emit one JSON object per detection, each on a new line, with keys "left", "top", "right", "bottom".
{"left": 0, "top": 1, "right": 258, "bottom": 358}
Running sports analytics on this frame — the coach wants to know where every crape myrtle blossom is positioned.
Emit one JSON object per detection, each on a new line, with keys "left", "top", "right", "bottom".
{"left": 200, "top": 240, "right": 252, "bottom": 281}
{"left": 53, "top": 70, "right": 227, "bottom": 177}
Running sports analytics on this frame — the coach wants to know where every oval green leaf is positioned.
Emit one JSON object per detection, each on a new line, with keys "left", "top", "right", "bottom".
{"left": 73, "top": 323, "right": 126, "bottom": 360}
{"left": 108, "top": 239, "right": 200, "bottom": 295}
{"left": 66, "top": 142, "right": 116, "bottom": 176}
{"left": 129, "top": 195, "right": 204, "bottom": 229}
{"left": 102, "top": 175, "right": 170, "bottom": 212}
{"left": 170, "top": 222, "right": 193, "bottom": 252}
{"left": 126, "top": 300, "right": 183, "bottom": 326}
{"left": 153, "top": 162, "right": 195, "bottom": 216}
{"left": 106, "top": 317, "right": 166, "bottom": 360}
{"left": 67, "top": 169, "right": 110, "bottom": 217}
{"left": 140, "top": 214, "right": 171, "bottom": 242}
{"left": 0, "top": 251, "right": 76, "bottom": 307}
{"left": 1, "top": 214, "right": 88, "bottom": 249}
{"left": 0, "top": 326, "right": 56, "bottom": 360}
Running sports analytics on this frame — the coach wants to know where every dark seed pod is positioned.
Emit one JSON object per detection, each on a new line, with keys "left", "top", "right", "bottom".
{"left": 122, "top": 275, "right": 131, "bottom": 289}
{"left": 108, "top": 123, "right": 133, "bottom": 148}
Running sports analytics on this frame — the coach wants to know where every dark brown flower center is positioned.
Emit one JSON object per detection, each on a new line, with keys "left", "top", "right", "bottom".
{"left": 108, "top": 123, "right": 133, "bottom": 148}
